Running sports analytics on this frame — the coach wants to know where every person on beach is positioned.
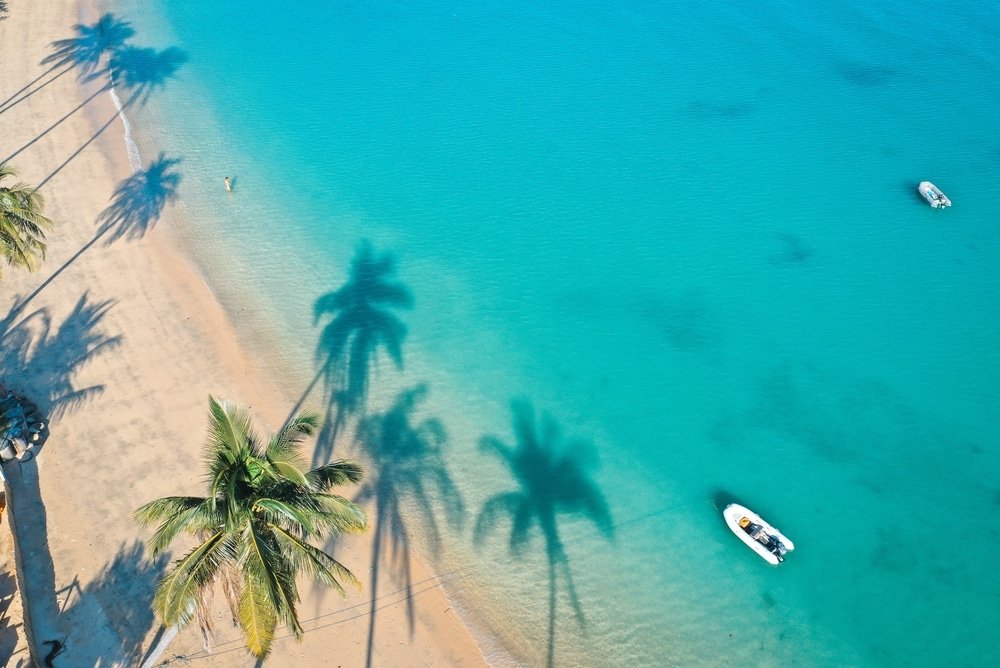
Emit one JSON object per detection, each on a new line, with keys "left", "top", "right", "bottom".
{"left": 224, "top": 176, "right": 232, "bottom": 192}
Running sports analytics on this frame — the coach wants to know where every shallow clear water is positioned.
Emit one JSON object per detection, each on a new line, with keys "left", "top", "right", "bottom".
{"left": 106, "top": 0, "right": 1000, "bottom": 664}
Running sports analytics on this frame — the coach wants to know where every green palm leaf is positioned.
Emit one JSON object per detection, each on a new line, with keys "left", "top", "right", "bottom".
{"left": 0, "top": 163, "right": 52, "bottom": 277}
{"left": 132, "top": 496, "right": 217, "bottom": 555}
{"left": 154, "top": 531, "right": 228, "bottom": 626}
{"left": 272, "top": 526, "right": 361, "bottom": 594}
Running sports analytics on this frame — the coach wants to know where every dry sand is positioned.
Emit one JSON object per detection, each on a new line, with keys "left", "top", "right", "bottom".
{"left": 0, "top": 1, "right": 487, "bottom": 665}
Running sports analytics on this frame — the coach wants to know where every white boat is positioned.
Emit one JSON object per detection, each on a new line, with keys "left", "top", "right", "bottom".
{"left": 723, "top": 503, "right": 795, "bottom": 565}
{"left": 917, "top": 181, "right": 951, "bottom": 208}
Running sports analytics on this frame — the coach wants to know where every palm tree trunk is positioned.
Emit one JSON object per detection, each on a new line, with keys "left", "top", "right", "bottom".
{"left": 139, "top": 623, "right": 179, "bottom": 668}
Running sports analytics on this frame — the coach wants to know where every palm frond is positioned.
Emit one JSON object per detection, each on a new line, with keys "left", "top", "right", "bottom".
{"left": 268, "top": 412, "right": 319, "bottom": 458}
{"left": 207, "top": 395, "right": 256, "bottom": 457}
{"left": 305, "top": 460, "right": 364, "bottom": 490}
{"left": 153, "top": 532, "right": 228, "bottom": 627}
{"left": 242, "top": 523, "right": 301, "bottom": 648}
{"left": 253, "top": 498, "right": 320, "bottom": 534}
{"left": 133, "top": 496, "right": 216, "bottom": 554}
{"left": 271, "top": 526, "right": 361, "bottom": 594}
{"left": 314, "top": 493, "right": 368, "bottom": 534}
{"left": 238, "top": 562, "right": 280, "bottom": 659}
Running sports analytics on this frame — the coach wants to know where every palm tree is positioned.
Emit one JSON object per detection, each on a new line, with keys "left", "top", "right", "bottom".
{"left": 134, "top": 397, "right": 368, "bottom": 661}
{"left": 0, "top": 163, "right": 52, "bottom": 279}
{"left": 475, "top": 400, "right": 613, "bottom": 668}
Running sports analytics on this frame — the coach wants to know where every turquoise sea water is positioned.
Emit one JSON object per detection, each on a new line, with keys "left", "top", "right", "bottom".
{"left": 106, "top": 0, "right": 1000, "bottom": 664}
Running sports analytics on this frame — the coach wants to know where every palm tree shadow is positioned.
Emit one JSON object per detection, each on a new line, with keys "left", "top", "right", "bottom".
{"left": 10, "top": 154, "right": 182, "bottom": 318}
{"left": 0, "top": 289, "right": 128, "bottom": 665}
{"left": 295, "top": 241, "right": 413, "bottom": 467}
{"left": 59, "top": 541, "right": 169, "bottom": 665}
{"left": 0, "top": 291, "right": 123, "bottom": 447}
{"left": 475, "top": 399, "right": 613, "bottom": 668}
{"left": 31, "top": 44, "right": 187, "bottom": 192}
{"left": 0, "top": 13, "right": 134, "bottom": 116}
{"left": 352, "top": 385, "right": 464, "bottom": 668}
{"left": 96, "top": 153, "right": 181, "bottom": 244}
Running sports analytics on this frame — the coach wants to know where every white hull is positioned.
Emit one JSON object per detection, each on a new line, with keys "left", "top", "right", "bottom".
{"left": 917, "top": 181, "right": 951, "bottom": 208}
{"left": 723, "top": 503, "right": 794, "bottom": 565}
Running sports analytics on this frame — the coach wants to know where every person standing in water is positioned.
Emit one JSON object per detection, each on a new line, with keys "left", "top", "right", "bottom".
{"left": 224, "top": 176, "right": 232, "bottom": 192}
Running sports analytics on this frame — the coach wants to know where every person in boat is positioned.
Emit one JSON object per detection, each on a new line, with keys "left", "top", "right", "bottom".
{"left": 739, "top": 516, "right": 782, "bottom": 552}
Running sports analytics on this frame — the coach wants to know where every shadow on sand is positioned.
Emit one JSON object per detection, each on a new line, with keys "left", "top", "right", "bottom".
{"left": 9, "top": 154, "right": 181, "bottom": 320}
{"left": 0, "top": 292, "right": 122, "bottom": 434}
{"left": 31, "top": 44, "right": 186, "bottom": 193}
{"left": 293, "top": 241, "right": 413, "bottom": 467}
{"left": 0, "top": 291, "right": 121, "bottom": 662}
{"left": 0, "top": 13, "right": 134, "bottom": 116}
{"left": 352, "top": 385, "right": 463, "bottom": 668}
{"left": 54, "top": 541, "right": 169, "bottom": 666}
{"left": 2, "top": 21, "right": 185, "bottom": 194}
{"left": 475, "top": 399, "right": 613, "bottom": 668}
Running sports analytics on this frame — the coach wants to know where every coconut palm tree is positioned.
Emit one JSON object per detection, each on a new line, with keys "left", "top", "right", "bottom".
{"left": 133, "top": 397, "right": 367, "bottom": 661}
{"left": 475, "top": 400, "right": 613, "bottom": 668}
{"left": 0, "top": 163, "right": 52, "bottom": 278}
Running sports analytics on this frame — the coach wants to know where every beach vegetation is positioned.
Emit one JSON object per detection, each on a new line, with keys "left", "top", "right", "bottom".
{"left": 0, "top": 163, "right": 52, "bottom": 278}
{"left": 134, "top": 397, "right": 367, "bottom": 660}
{"left": 475, "top": 400, "right": 613, "bottom": 668}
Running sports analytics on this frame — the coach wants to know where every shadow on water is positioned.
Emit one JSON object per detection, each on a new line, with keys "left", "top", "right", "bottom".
{"left": 352, "top": 385, "right": 464, "bottom": 668}
{"left": 9, "top": 154, "right": 182, "bottom": 319}
{"left": 58, "top": 541, "right": 169, "bottom": 665}
{"left": 769, "top": 232, "right": 814, "bottom": 267}
{"left": 837, "top": 61, "right": 898, "bottom": 88}
{"left": 475, "top": 399, "right": 613, "bottom": 668}
{"left": 294, "top": 241, "right": 413, "bottom": 466}
{"left": 0, "top": 13, "right": 134, "bottom": 116}
{"left": 96, "top": 153, "right": 181, "bottom": 244}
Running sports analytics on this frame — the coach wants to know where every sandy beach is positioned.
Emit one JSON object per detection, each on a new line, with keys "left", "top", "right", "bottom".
{"left": 0, "top": 1, "right": 486, "bottom": 665}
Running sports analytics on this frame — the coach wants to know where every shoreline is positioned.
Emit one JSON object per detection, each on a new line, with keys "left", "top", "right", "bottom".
{"left": 1, "top": 1, "right": 489, "bottom": 665}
